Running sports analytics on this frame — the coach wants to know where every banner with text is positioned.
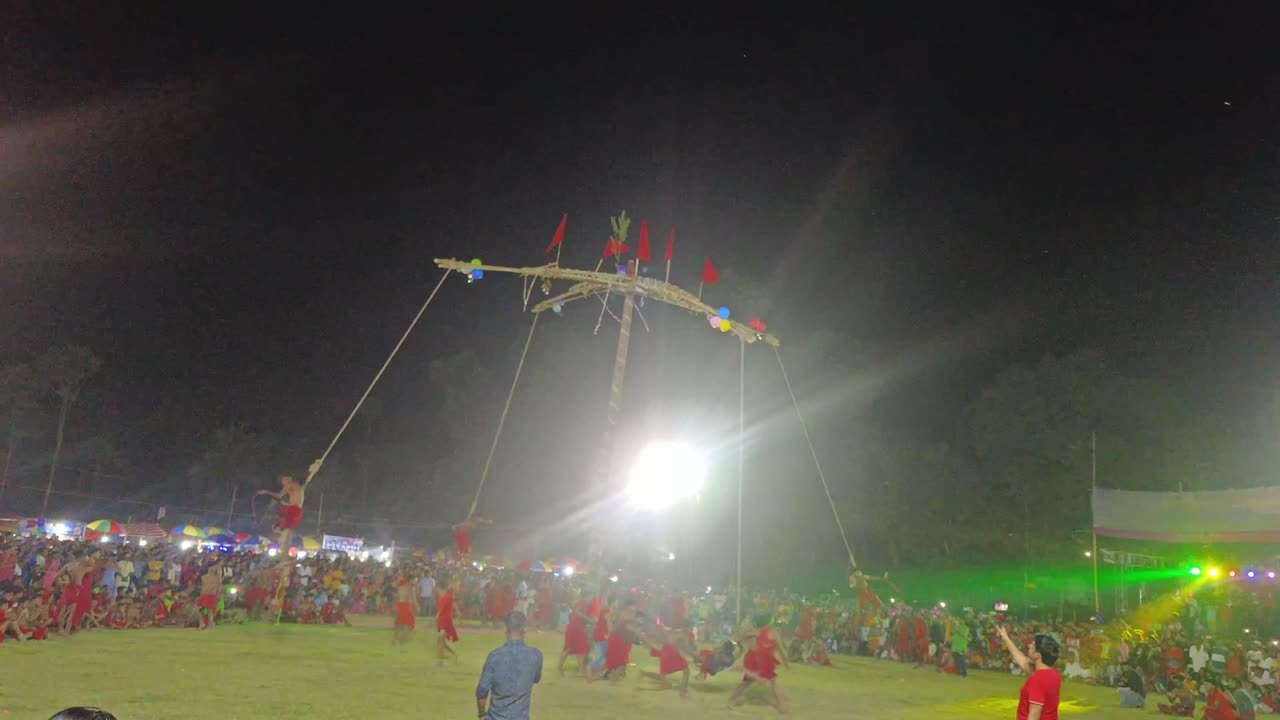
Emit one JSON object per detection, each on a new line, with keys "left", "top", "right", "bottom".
{"left": 322, "top": 535, "right": 364, "bottom": 553}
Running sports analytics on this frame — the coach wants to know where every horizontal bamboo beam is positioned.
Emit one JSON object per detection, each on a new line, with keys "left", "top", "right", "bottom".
{"left": 435, "top": 258, "right": 780, "bottom": 347}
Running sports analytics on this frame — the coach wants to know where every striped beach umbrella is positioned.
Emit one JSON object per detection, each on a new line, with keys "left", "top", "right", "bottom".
{"left": 86, "top": 520, "right": 123, "bottom": 535}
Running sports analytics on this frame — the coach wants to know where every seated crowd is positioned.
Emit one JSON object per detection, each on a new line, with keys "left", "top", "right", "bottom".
{"left": 3, "top": 534, "right": 1275, "bottom": 717}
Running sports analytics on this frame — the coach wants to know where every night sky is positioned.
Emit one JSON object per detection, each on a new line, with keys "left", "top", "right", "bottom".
{"left": 3, "top": 5, "right": 1280, "bottom": 547}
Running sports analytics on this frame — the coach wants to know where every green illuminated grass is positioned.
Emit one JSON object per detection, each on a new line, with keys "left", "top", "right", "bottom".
{"left": 0, "top": 620, "right": 1179, "bottom": 719}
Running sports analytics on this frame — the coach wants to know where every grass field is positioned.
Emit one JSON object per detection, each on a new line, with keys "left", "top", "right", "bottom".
{"left": 0, "top": 619, "right": 1174, "bottom": 719}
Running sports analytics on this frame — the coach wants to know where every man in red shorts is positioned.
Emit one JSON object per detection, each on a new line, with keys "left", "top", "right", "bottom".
{"left": 729, "top": 615, "right": 790, "bottom": 712}
{"left": 196, "top": 562, "right": 222, "bottom": 630}
{"left": 452, "top": 513, "right": 490, "bottom": 556}
{"left": 257, "top": 474, "right": 304, "bottom": 547}
{"left": 559, "top": 598, "right": 593, "bottom": 676}
{"left": 393, "top": 574, "right": 416, "bottom": 646}
{"left": 437, "top": 579, "right": 460, "bottom": 665}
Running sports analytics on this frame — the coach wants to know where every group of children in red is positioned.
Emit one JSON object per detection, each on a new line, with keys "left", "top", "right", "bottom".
{"left": 556, "top": 593, "right": 792, "bottom": 711}
{"left": 0, "top": 553, "right": 224, "bottom": 642}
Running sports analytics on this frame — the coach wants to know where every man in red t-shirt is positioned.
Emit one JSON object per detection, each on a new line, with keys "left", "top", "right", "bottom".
{"left": 1203, "top": 678, "right": 1239, "bottom": 720}
{"left": 999, "top": 625, "right": 1061, "bottom": 720}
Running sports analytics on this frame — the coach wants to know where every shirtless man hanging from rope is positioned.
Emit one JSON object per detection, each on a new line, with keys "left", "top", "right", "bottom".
{"left": 452, "top": 512, "right": 491, "bottom": 556}
{"left": 257, "top": 474, "right": 304, "bottom": 549}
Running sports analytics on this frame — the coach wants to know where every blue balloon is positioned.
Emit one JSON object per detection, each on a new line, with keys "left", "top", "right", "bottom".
{"left": 717, "top": 306, "right": 730, "bottom": 319}
{"left": 472, "top": 269, "right": 484, "bottom": 280}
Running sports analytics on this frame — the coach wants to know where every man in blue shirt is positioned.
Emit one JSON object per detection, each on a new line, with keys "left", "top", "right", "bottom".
{"left": 477, "top": 611, "right": 543, "bottom": 720}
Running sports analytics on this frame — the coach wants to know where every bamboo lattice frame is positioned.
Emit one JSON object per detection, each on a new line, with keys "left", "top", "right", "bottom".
{"left": 434, "top": 258, "right": 781, "bottom": 347}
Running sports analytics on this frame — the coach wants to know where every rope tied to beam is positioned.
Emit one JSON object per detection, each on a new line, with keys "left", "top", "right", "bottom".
{"left": 468, "top": 312, "right": 540, "bottom": 517}
{"left": 773, "top": 345, "right": 857, "bottom": 569}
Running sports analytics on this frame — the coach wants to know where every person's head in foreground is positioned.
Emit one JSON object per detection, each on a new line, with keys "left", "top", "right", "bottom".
{"left": 1030, "top": 634, "right": 1060, "bottom": 668}
{"left": 505, "top": 610, "right": 527, "bottom": 641}
{"left": 50, "top": 708, "right": 118, "bottom": 720}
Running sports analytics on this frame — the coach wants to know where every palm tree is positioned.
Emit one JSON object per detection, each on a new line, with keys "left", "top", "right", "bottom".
{"left": 39, "top": 346, "right": 102, "bottom": 516}
{"left": 0, "top": 363, "right": 36, "bottom": 505}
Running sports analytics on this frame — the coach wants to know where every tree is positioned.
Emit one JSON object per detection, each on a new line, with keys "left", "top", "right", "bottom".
{"left": 963, "top": 351, "right": 1191, "bottom": 562}
{"left": 0, "top": 363, "right": 37, "bottom": 506}
{"left": 188, "top": 422, "right": 275, "bottom": 506}
{"left": 39, "top": 346, "right": 102, "bottom": 516}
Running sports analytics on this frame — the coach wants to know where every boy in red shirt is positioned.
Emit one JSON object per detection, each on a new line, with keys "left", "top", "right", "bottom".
{"left": 642, "top": 627, "right": 692, "bottom": 697}
{"left": 436, "top": 580, "right": 459, "bottom": 665}
{"left": 998, "top": 624, "right": 1061, "bottom": 720}
{"left": 1203, "top": 678, "right": 1239, "bottom": 720}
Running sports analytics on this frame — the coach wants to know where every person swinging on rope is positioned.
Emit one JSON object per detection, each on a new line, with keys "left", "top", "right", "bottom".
{"left": 257, "top": 474, "right": 304, "bottom": 547}
{"left": 452, "top": 512, "right": 491, "bottom": 556}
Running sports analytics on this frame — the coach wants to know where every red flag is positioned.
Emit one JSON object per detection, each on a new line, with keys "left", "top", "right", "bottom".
{"left": 545, "top": 213, "right": 567, "bottom": 254}
{"left": 636, "top": 220, "right": 651, "bottom": 262}
{"left": 601, "top": 237, "right": 630, "bottom": 257}
{"left": 701, "top": 257, "right": 719, "bottom": 284}
{"left": 664, "top": 227, "right": 675, "bottom": 262}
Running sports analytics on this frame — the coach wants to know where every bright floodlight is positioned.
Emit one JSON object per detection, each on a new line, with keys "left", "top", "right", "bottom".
{"left": 180, "top": 540, "right": 195, "bottom": 551}
{"left": 626, "top": 441, "right": 707, "bottom": 511}
{"left": 563, "top": 566, "right": 575, "bottom": 577}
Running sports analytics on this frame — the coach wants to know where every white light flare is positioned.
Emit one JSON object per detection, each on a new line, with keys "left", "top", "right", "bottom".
{"left": 625, "top": 441, "right": 707, "bottom": 511}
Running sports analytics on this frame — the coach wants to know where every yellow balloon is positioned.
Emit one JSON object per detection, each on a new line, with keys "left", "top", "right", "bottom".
{"left": 719, "top": 319, "right": 731, "bottom": 332}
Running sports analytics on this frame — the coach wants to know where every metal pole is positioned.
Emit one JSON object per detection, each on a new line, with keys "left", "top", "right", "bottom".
{"left": 736, "top": 338, "right": 745, "bottom": 627}
{"left": 1092, "top": 432, "right": 1100, "bottom": 619}
{"left": 316, "top": 492, "right": 324, "bottom": 537}
{"left": 227, "top": 485, "right": 237, "bottom": 527}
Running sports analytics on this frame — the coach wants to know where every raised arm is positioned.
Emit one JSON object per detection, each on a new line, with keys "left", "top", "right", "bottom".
{"left": 998, "top": 625, "right": 1033, "bottom": 675}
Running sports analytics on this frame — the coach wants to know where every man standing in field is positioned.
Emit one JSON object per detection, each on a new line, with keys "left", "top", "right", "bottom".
{"left": 438, "top": 579, "right": 460, "bottom": 665}
{"left": 393, "top": 574, "right": 416, "bottom": 645}
{"left": 477, "top": 611, "right": 542, "bottom": 720}
{"left": 196, "top": 562, "right": 222, "bottom": 630}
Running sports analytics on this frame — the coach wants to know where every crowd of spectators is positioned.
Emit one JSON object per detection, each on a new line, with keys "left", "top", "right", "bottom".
{"left": 5, "top": 533, "right": 1279, "bottom": 717}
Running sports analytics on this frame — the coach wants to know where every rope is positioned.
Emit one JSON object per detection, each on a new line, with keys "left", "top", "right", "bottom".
{"left": 303, "top": 268, "right": 453, "bottom": 488}
{"left": 468, "top": 312, "right": 540, "bottom": 517}
{"left": 594, "top": 285, "right": 611, "bottom": 335}
{"left": 773, "top": 345, "right": 857, "bottom": 569}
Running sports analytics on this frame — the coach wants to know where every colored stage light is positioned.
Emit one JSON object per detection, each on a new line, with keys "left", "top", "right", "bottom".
{"left": 1189, "top": 567, "right": 1202, "bottom": 576}
{"left": 1248, "top": 570, "right": 1257, "bottom": 578}
{"left": 1229, "top": 570, "right": 1238, "bottom": 578}
{"left": 1270, "top": 571, "right": 1277, "bottom": 579}
{"left": 1208, "top": 568, "right": 1220, "bottom": 577}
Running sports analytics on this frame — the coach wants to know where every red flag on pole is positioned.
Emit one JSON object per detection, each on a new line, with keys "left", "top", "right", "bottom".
{"left": 636, "top": 220, "right": 651, "bottom": 262}
{"left": 546, "top": 213, "right": 567, "bottom": 254}
{"left": 601, "top": 237, "right": 630, "bottom": 257}
{"left": 701, "top": 256, "right": 719, "bottom": 284}
{"left": 664, "top": 227, "right": 675, "bottom": 262}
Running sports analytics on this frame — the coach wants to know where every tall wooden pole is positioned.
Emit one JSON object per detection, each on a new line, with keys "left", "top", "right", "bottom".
{"left": 589, "top": 261, "right": 636, "bottom": 564}
{"left": 227, "top": 486, "right": 237, "bottom": 527}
